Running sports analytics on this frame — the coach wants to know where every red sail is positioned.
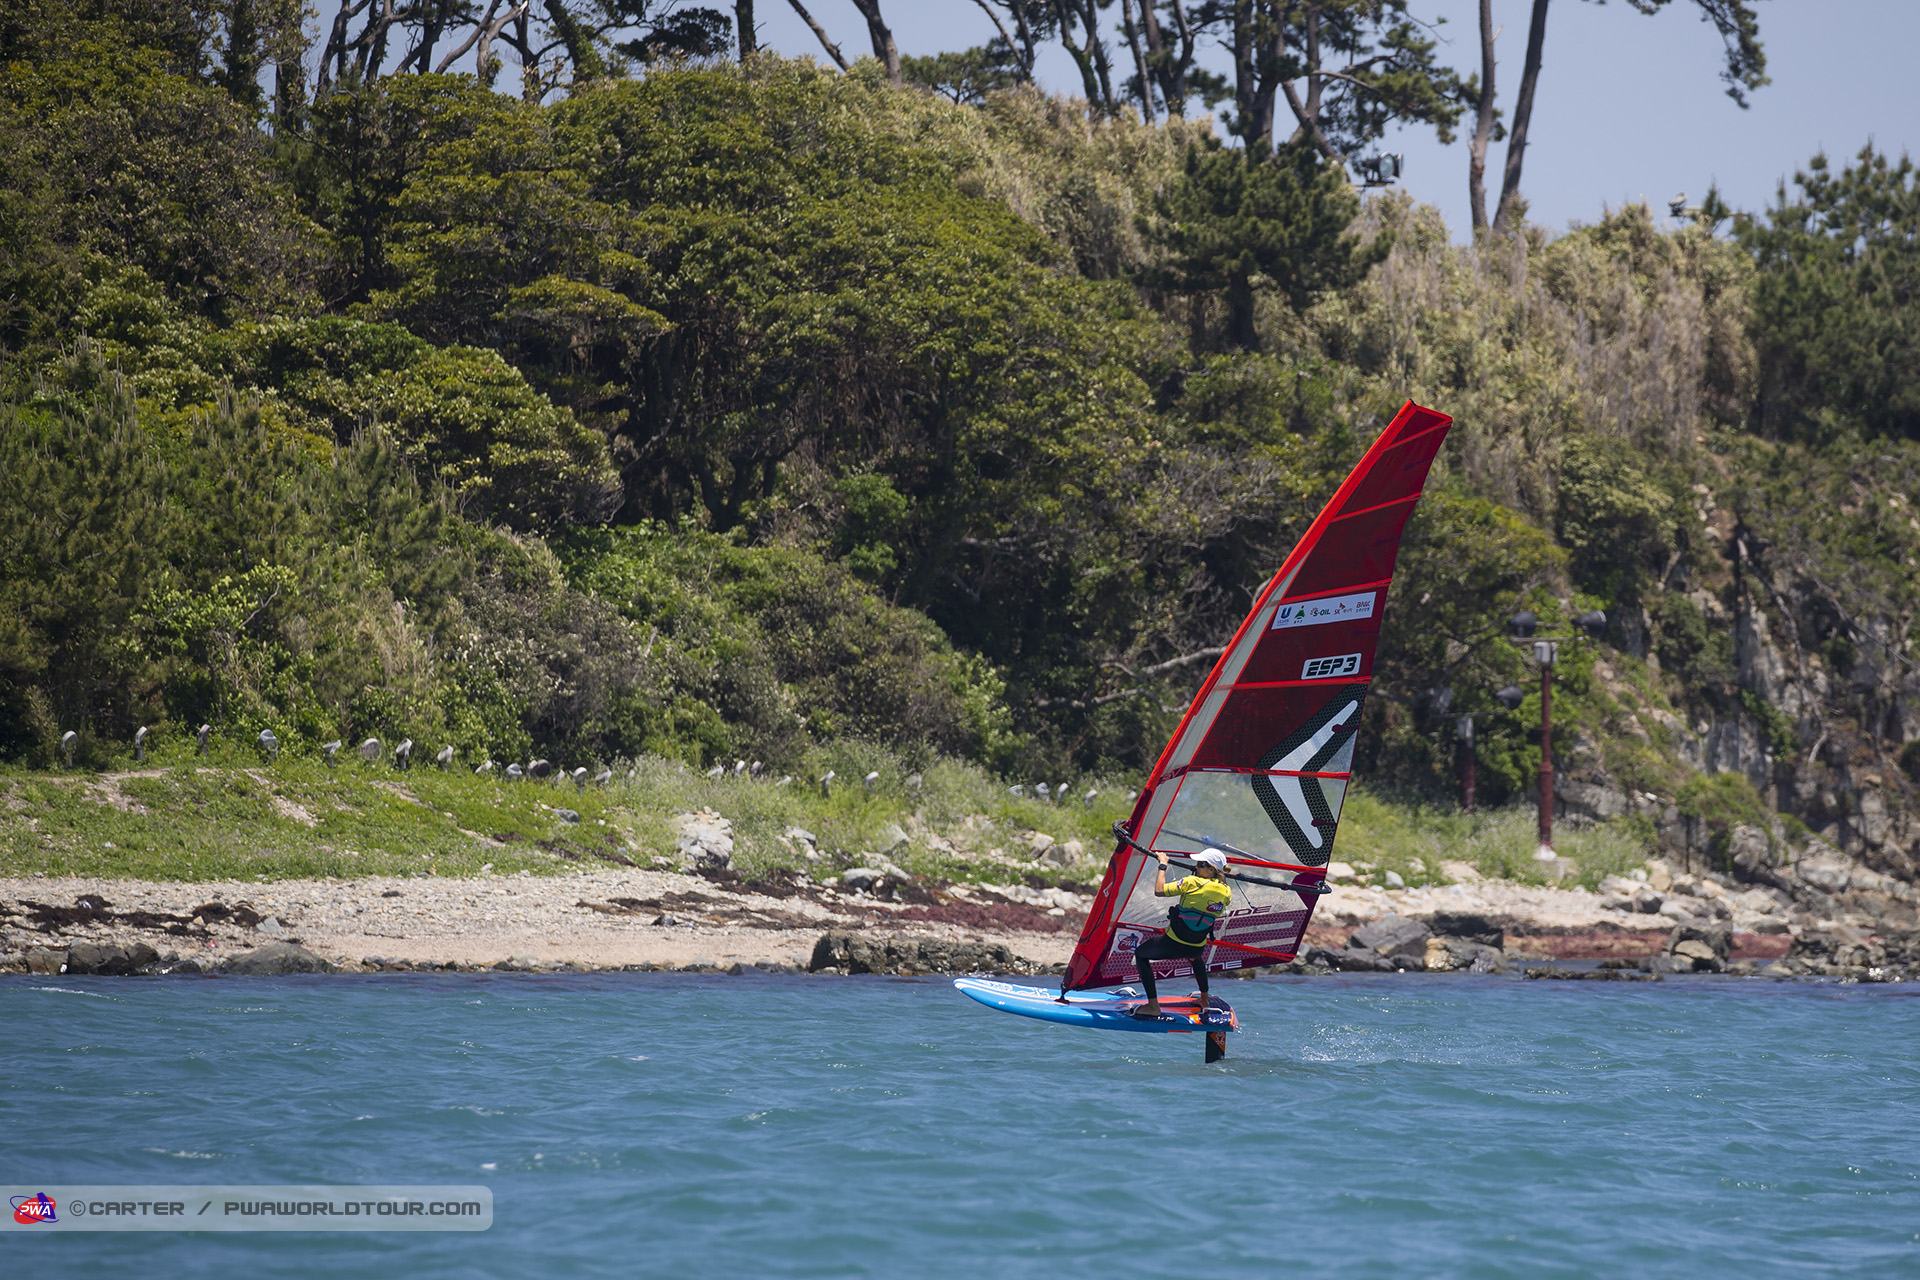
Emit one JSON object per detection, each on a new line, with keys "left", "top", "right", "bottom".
{"left": 1063, "top": 401, "right": 1453, "bottom": 991}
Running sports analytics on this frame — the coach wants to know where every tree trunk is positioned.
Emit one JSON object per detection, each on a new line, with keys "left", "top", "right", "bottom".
{"left": 407, "top": 0, "right": 450, "bottom": 74}
{"left": 220, "top": 0, "right": 262, "bottom": 108}
{"left": 1232, "top": 0, "right": 1284, "bottom": 159}
{"left": 1142, "top": 0, "right": 1197, "bottom": 116}
{"left": 1467, "top": 0, "right": 1496, "bottom": 235}
{"left": 363, "top": 0, "right": 399, "bottom": 82}
{"left": 272, "top": 54, "right": 305, "bottom": 129}
{"left": 786, "top": 0, "right": 849, "bottom": 70}
{"left": 1005, "top": 0, "right": 1041, "bottom": 79}
{"left": 1493, "top": 0, "right": 1549, "bottom": 235}
{"left": 1052, "top": 0, "right": 1115, "bottom": 115}
{"left": 848, "top": 0, "right": 901, "bottom": 85}
{"left": 1226, "top": 274, "right": 1258, "bottom": 352}
{"left": 541, "top": 0, "right": 597, "bottom": 85}
{"left": 512, "top": 9, "right": 540, "bottom": 101}
{"left": 1121, "top": 0, "right": 1155, "bottom": 122}
{"left": 736, "top": 0, "right": 757, "bottom": 58}
{"left": 317, "top": 0, "right": 369, "bottom": 94}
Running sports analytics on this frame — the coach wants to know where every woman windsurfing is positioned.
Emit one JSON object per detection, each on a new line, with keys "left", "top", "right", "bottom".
{"left": 1131, "top": 849, "right": 1230, "bottom": 1019}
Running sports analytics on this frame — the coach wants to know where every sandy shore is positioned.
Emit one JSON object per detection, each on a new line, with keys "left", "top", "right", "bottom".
{"left": 0, "top": 855, "right": 1812, "bottom": 974}
{"left": 0, "top": 869, "right": 1085, "bottom": 971}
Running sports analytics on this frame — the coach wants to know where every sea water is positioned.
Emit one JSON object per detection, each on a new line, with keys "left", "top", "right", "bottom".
{"left": 2, "top": 971, "right": 1916, "bottom": 1278}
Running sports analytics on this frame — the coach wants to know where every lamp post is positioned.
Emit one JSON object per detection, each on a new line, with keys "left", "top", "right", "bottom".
{"left": 1532, "top": 636, "right": 1558, "bottom": 856}
{"left": 1504, "top": 609, "right": 1606, "bottom": 861}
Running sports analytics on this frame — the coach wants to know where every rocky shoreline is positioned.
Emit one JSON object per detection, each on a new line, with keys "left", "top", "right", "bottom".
{"left": 3, "top": 844, "right": 1914, "bottom": 982}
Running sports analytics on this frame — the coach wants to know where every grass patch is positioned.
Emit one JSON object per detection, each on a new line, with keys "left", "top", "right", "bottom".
{"left": 1339, "top": 787, "right": 1651, "bottom": 890}
{"left": 0, "top": 741, "right": 1137, "bottom": 885}
{"left": 599, "top": 745, "right": 1134, "bottom": 884}
{"left": 0, "top": 744, "right": 1648, "bottom": 891}
{"left": 0, "top": 756, "right": 624, "bottom": 881}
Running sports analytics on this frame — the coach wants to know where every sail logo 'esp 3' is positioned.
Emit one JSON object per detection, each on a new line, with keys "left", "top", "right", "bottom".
{"left": 1063, "top": 401, "right": 1453, "bottom": 992}
{"left": 1300, "top": 653, "right": 1362, "bottom": 679}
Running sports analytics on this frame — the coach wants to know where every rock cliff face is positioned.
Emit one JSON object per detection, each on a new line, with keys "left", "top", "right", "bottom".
{"left": 1550, "top": 477, "right": 1920, "bottom": 902}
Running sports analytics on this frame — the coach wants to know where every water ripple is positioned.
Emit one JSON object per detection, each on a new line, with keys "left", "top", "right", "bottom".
{"left": 1, "top": 972, "right": 1916, "bottom": 1277}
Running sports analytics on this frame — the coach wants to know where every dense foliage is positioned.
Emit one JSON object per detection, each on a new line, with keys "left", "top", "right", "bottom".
{"left": 0, "top": 10, "right": 1912, "bottom": 843}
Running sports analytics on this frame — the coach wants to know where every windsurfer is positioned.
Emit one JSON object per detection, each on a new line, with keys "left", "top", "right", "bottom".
{"left": 1132, "top": 849, "right": 1231, "bottom": 1019}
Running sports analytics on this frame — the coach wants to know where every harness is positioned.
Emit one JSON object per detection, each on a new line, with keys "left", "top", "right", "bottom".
{"left": 1166, "top": 904, "right": 1216, "bottom": 946}
{"left": 1166, "top": 885, "right": 1228, "bottom": 946}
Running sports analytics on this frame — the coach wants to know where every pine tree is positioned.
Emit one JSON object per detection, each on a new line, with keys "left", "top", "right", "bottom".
{"left": 0, "top": 372, "right": 166, "bottom": 754}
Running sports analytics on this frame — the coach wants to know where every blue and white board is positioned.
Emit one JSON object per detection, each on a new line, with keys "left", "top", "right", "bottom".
{"left": 953, "top": 978, "right": 1237, "bottom": 1034}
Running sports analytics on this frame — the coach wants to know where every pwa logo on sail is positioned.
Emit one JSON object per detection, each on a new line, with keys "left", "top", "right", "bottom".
{"left": 12, "top": 1193, "right": 57, "bottom": 1224}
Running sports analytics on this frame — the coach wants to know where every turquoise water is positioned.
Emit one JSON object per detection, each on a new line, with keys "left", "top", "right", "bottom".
{"left": 3, "top": 971, "right": 1917, "bottom": 1277}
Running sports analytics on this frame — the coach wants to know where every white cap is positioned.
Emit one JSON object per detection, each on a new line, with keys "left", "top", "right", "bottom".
{"left": 1193, "top": 849, "right": 1228, "bottom": 869}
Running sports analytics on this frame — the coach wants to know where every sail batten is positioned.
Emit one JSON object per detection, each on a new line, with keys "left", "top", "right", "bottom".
{"left": 1063, "top": 401, "right": 1453, "bottom": 992}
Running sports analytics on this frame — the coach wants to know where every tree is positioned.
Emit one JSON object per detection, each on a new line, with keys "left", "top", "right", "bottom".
{"left": 969, "top": 0, "right": 1051, "bottom": 86}
{"left": 239, "top": 317, "right": 624, "bottom": 530}
{"left": 784, "top": 0, "right": 848, "bottom": 69}
{"left": 1193, "top": 0, "right": 1464, "bottom": 162}
{"left": 1122, "top": 0, "right": 1202, "bottom": 120}
{"left": 0, "top": 378, "right": 167, "bottom": 754}
{"left": 847, "top": 0, "right": 901, "bottom": 84}
{"left": 1051, "top": 0, "right": 1118, "bottom": 116}
{"left": 312, "top": 0, "right": 732, "bottom": 100}
{"left": 901, "top": 44, "right": 1029, "bottom": 105}
{"left": 1742, "top": 146, "right": 1920, "bottom": 441}
{"left": 736, "top": 0, "right": 755, "bottom": 56}
{"left": 1464, "top": 0, "right": 1499, "bottom": 235}
{"left": 207, "top": 0, "right": 308, "bottom": 114}
{"left": 0, "top": 36, "right": 312, "bottom": 336}
{"left": 1363, "top": 487, "right": 1565, "bottom": 801}
{"left": 1149, "top": 142, "right": 1382, "bottom": 349}
{"left": 1483, "top": 0, "right": 1767, "bottom": 235}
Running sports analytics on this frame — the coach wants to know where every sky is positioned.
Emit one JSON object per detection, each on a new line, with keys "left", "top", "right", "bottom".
{"left": 745, "top": 0, "right": 1919, "bottom": 239}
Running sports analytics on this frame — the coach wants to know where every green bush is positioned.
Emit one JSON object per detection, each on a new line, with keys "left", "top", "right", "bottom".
{"left": 1675, "top": 771, "right": 1772, "bottom": 870}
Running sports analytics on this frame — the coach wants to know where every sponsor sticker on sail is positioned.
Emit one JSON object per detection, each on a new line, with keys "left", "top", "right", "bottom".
{"left": 1270, "top": 590, "right": 1376, "bottom": 630}
{"left": 1300, "top": 652, "right": 1362, "bottom": 679}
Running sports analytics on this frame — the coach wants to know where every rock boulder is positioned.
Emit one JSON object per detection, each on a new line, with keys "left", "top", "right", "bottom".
{"left": 222, "top": 942, "right": 336, "bottom": 976}
{"left": 1668, "top": 921, "right": 1732, "bottom": 961}
{"left": 1350, "top": 915, "right": 1431, "bottom": 959}
{"left": 1425, "top": 936, "right": 1508, "bottom": 973}
{"left": 675, "top": 809, "right": 734, "bottom": 871}
{"left": 807, "top": 931, "right": 1032, "bottom": 976}
{"left": 1421, "top": 912, "right": 1505, "bottom": 950}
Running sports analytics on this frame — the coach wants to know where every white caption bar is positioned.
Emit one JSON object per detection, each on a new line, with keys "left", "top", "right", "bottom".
{"left": 5, "top": 1186, "right": 492, "bottom": 1231}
